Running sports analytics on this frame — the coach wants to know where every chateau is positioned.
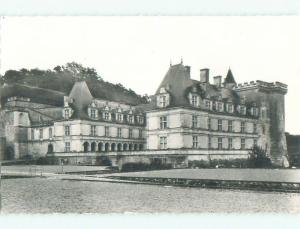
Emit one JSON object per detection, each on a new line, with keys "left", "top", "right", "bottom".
{"left": 0, "top": 62, "right": 289, "bottom": 168}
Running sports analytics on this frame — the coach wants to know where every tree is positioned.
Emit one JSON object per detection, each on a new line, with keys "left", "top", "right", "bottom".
{"left": 249, "top": 145, "right": 272, "bottom": 168}
{"left": 3, "top": 70, "right": 23, "bottom": 83}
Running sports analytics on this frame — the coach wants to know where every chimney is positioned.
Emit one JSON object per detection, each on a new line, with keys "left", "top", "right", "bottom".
{"left": 213, "top": 76, "right": 222, "bottom": 87}
{"left": 185, "top": 66, "right": 191, "bottom": 75}
{"left": 200, "top": 68, "right": 209, "bottom": 83}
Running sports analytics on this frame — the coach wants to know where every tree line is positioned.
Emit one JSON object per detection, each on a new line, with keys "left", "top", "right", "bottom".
{"left": 0, "top": 62, "right": 149, "bottom": 104}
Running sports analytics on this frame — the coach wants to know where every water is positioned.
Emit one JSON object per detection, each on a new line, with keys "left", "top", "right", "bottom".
{"left": 1, "top": 177, "right": 300, "bottom": 213}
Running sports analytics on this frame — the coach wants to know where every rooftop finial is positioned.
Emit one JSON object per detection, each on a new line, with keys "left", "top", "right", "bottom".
{"left": 170, "top": 59, "right": 172, "bottom": 67}
{"left": 180, "top": 57, "right": 183, "bottom": 64}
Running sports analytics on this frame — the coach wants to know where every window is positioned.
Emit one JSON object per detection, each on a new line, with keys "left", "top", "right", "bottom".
{"left": 160, "top": 95, "right": 167, "bottom": 107}
{"left": 139, "top": 129, "right": 142, "bottom": 138}
{"left": 49, "top": 128, "right": 52, "bottom": 138}
{"left": 105, "top": 126, "right": 109, "bottom": 137}
{"left": 104, "top": 112, "right": 109, "bottom": 120}
{"left": 90, "top": 125, "right": 96, "bottom": 136}
{"left": 208, "top": 136, "right": 211, "bottom": 149}
{"left": 192, "top": 115, "right": 198, "bottom": 128}
{"left": 227, "top": 104, "right": 233, "bottom": 113}
{"left": 218, "top": 120, "right": 222, "bottom": 131}
{"left": 217, "top": 103, "right": 223, "bottom": 111}
{"left": 208, "top": 118, "right": 211, "bottom": 130}
{"left": 218, "top": 137, "right": 223, "bottom": 149}
{"left": 39, "top": 129, "right": 43, "bottom": 139}
{"left": 253, "top": 123, "right": 257, "bottom": 134}
{"left": 241, "top": 122, "right": 245, "bottom": 133}
{"left": 228, "top": 120, "right": 233, "bottom": 132}
{"left": 91, "top": 109, "right": 96, "bottom": 119}
{"left": 117, "top": 128, "right": 122, "bottom": 138}
{"left": 64, "top": 109, "right": 70, "bottom": 119}
{"left": 116, "top": 113, "right": 122, "bottom": 122}
{"left": 65, "top": 142, "right": 70, "bottom": 152}
{"left": 128, "top": 115, "right": 134, "bottom": 123}
{"left": 191, "top": 95, "right": 198, "bottom": 106}
{"left": 138, "top": 116, "right": 144, "bottom": 124}
{"left": 129, "top": 129, "right": 133, "bottom": 138}
{"left": 228, "top": 138, "right": 233, "bottom": 149}
{"left": 241, "top": 138, "right": 245, "bottom": 149}
{"left": 254, "top": 139, "right": 257, "bottom": 146}
{"left": 160, "top": 116, "right": 167, "bottom": 129}
{"left": 205, "top": 100, "right": 211, "bottom": 109}
{"left": 31, "top": 129, "right": 34, "bottom": 140}
{"left": 65, "top": 126, "right": 70, "bottom": 136}
{"left": 192, "top": 136, "right": 198, "bottom": 148}
{"left": 262, "top": 125, "right": 265, "bottom": 134}
{"left": 160, "top": 136, "right": 167, "bottom": 149}
{"left": 240, "top": 106, "right": 246, "bottom": 115}
{"left": 253, "top": 107, "right": 258, "bottom": 116}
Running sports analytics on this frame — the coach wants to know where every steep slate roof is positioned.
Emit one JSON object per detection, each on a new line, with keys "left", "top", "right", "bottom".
{"left": 154, "top": 64, "right": 240, "bottom": 108}
{"left": 224, "top": 68, "right": 237, "bottom": 85}
{"left": 155, "top": 63, "right": 195, "bottom": 106}
{"left": 68, "top": 81, "right": 93, "bottom": 119}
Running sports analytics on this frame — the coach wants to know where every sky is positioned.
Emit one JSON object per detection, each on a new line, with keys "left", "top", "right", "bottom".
{"left": 1, "top": 16, "right": 300, "bottom": 134}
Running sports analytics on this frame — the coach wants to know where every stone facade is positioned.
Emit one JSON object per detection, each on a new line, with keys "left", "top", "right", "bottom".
{"left": 0, "top": 62, "right": 288, "bottom": 167}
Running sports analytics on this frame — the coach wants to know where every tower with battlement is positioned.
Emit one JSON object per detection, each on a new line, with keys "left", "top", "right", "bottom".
{"left": 234, "top": 81, "right": 288, "bottom": 166}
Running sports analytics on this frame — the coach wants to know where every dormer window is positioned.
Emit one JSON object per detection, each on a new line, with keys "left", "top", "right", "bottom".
{"left": 91, "top": 109, "right": 96, "bottom": 119}
{"left": 116, "top": 113, "right": 123, "bottom": 122}
{"left": 251, "top": 107, "right": 258, "bottom": 116}
{"left": 240, "top": 106, "right": 246, "bottom": 115}
{"left": 217, "top": 102, "right": 223, "bottom": 112}
{"left": 205, "top": 100, "right": 211, "bottom": 109}
{"left": 157, "top": 88, "right": 170, "bottom": 108}
{"left": 64, "top": 109, "right": 70, "bottom": 119}
{"left": 128, "top": 115, "right": 134, "bottom": 124}
{"left": 160, "top": 95, "right": 167, "bottom": 107}
{"left": 191, "top": 95, "right": 198, "bottom": 106}
{"left": 103, "top": 112, "right": 110, "bottom": 120}
{"left": 227, "top": 104, "right": 234, "bottom": 113}
{"left": 137, "top": 116, "right": 144, "bottom": 124}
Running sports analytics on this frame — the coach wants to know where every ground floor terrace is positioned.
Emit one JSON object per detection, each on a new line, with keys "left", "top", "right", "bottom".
{"left": 46, "top": 149, "right": 250, "bottom": 168}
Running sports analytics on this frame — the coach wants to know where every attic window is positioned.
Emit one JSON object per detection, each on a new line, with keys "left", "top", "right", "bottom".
{"left": 160, "top": 95, "right": 167, "bottom": 107}
{"left": 217, "top": 102, "right": 223, "bottom": 112}
{"left": 104, "top": 112, "right": 110, "bottom": 120}
{"left": 91, "top": 109, "right": 96, "bottom": 119}
{"left": 116, "top": 113, "right": 123, "bottom": 122}
{"left": 191, "top": 95, "right": 198, "bottom": 106}
{"left": 240, "top": 106, "right": 246, "bottom": 115}
{"left": 227, "top": 104, "right": 234, "bottom": 113}
{"left": 128, "top": 115, "right": 134, "bottom": 124}
{"left": 64, "top": 109, "right": 70, "bottom": 119}
{"left": 137, "top": 116, "right": 144, "bottom": 124}
{"left": 252, "top": 107, "right": 258, "bottom": 116}
{"left": 205, "top": 100, "right": 211, "bottom": 109}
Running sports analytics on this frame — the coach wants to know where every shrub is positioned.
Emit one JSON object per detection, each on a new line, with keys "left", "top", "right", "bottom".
{"left": 249, "top": 145, "right": 272, "bottom": 168}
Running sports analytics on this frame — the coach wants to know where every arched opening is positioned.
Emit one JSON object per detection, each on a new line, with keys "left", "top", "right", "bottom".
{"left": 83, "top": 142, "right": 89, "bottom": 152}
{"left": 123, "top": 143, "right": 128, "bottom": 151}
{"left": 117, "top": 143, "right": 122, "bottom": 151}
{"left": 129, "top": 144, "right": 133, "bottom": 151}
{"left": 111, "top": 143, "right": 116, "bottom": 152}
{"left": 134, "top": 144, "right": 138, "bottom": 151}
{"left": 105, "top": 143, "right": 109, "bottom": 152}
{"left": 91, "top": 142, "right": 96, "bottom": 152}
{"left": 98, "top": 142, "right": 103, "bottom": 152}
{"left": 5, "top": 146, "right": 15, "bottom": 160}
{"left": 139, "top": 144, "right": 144, "bottom": 151}
{"left": 47, "top": 144, "right": 54, "bottom": 153}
